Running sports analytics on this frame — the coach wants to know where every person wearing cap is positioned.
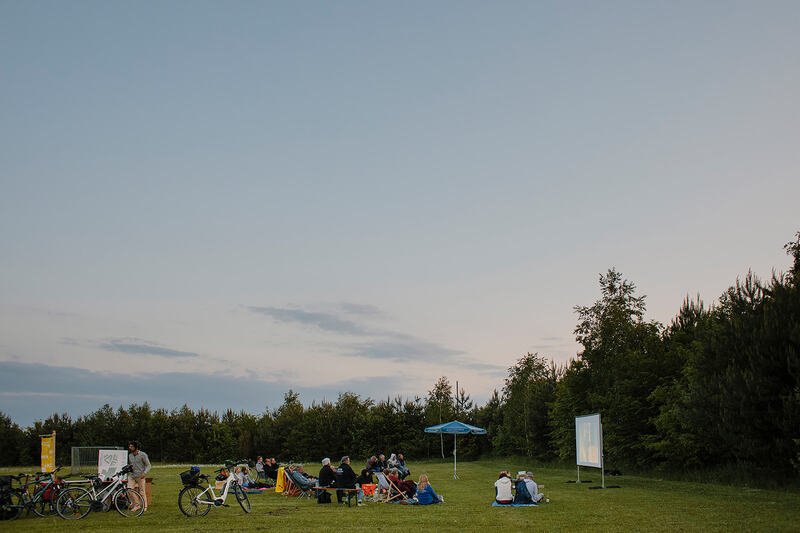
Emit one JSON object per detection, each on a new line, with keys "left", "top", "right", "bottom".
{"left": 524, "top": 471, "right": 544, "bottom": 503}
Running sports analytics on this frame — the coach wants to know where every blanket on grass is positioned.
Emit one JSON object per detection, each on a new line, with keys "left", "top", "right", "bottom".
{"left": 245, "top": 488, "right": 274, "bottom": 494}
{"left": 492, "top": 501, "right": 538, "bottom": 507}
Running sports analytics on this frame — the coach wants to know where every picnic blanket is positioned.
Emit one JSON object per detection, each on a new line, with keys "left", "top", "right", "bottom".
{"left": 244, "top": 487, "right": 274, "bottom": 494}
{"left": 492, "top": 501, "right": 538, "bottom": 507}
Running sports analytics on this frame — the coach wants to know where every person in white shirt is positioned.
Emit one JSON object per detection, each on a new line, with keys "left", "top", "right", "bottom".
{"left": 494, "top": 471, "right": 513, "bottom": 504}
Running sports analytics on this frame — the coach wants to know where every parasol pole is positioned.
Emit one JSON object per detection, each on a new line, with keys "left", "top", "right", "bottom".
{"left": 453, "top": 434, "right": 459, "bottom": 479}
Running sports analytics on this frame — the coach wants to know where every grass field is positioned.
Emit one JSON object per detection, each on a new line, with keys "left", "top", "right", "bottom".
{"left": 2, "top": 459, "right": 799, "bottom": 532}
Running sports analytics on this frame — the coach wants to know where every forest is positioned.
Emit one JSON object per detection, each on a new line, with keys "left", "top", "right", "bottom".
{"left": 1, "top": 232, "right": 797, "bottom": 481}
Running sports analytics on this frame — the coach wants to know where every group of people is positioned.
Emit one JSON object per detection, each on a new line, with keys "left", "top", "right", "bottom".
{"left": 313, "top": 455, "right": 442, "bottom": 506}
{"left": 364, "top": 453, "right": 411, "bottom": 479}
{"left": 254, "top": 457, "right": 280, "bottom": 483}
{"left": 494, "top": 470, "right": 544, "bottom": 505}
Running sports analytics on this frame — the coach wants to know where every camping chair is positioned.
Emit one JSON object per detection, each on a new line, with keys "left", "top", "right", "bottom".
{"left": 284, "top": 468, "right": 315, "bottom": 499}
{"left": 280, "top": 468, "right": 300, "bottom": 497}
{"left": 375, "top": 472, "right": 404, "bottom": 503}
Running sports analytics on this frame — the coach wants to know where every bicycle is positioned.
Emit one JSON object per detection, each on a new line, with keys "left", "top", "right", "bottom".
{"left": 177, "top": 460, "right": 251, "bottom": 517}
{"left": 0, "top": 468, "right": 65, "bottom": 520}
{"left": 56, "top": 464, "right": 144, "bottom": 519}
{"left": 0, "top": 475, "right": 21, "bottom": 521}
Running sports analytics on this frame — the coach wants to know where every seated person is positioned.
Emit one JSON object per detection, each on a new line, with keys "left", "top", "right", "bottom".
{"left": 336, "top": 456, "right": 362, "bottom": 506}
{"left": 415, "top": 474, "right": 442, "bottom": 505}
{"left": 377, "top": 454, "right": 388, "bottom": 471}
{"left": 318, "top": 458, "right": 336, "bottom": 487}
{"left": 294, "top": 464, "right": 317, "bottom": 483}
{"left": 262, "top": 458, "right": 277, "bottom": 480}
{"left": 241, "top": 466, "right": 253, "bottom": 486}
{"left": 255, "top": 456, "right": 265, "bottom": 480}
{"left": 241, "top": 466, "right": 268, "bottom": 489}
{"left": 513, "top": 473, "right": 534, "bottom": 504}
{"left": 234, "top": 466, "right": 245, "bottom": 487}
{"left": 494, "top": 471, "right": 513, "bottom": 504}
{"left": 367, "top": 455, "right": 381, "bottom": 473}
{"left": 317, "top": 458, "right": 335, "bottom": 503}
{"left": 524, "top": 471, "right": 544, "bottom": 503}
{"left": 357, "top": 463, "right": 374, "bottom": 486}
{"left": 397, "top": 453, "right": 411, "bottom": 479}
{"left": 387, "top": 469, "right": 416, "bottom": 497}
{"left": 387, "top": 453, "right": 399, "bottom": 470}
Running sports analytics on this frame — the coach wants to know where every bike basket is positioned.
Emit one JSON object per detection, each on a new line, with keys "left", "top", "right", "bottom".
{"left": 0, "top": 476, "right": 10, "bottom": 492}
{"left": 180, "top": 470, "right": 200, "bottom": 486}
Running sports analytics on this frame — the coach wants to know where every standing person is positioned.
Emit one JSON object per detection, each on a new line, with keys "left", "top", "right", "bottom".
{"left": 127, "top": 441, "right": 151, "bottom": 512}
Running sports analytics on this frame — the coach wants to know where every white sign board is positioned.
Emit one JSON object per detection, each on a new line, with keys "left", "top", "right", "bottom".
{"left": 98, "top": 449, "right": 128, "bottom": 481}
{"left": 575, "top": 413, "right": 602, "bottom": 468}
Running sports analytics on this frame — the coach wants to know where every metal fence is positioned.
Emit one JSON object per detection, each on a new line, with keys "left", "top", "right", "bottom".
{"left": 71, "top": 446, "right": 125, "bottom": 475}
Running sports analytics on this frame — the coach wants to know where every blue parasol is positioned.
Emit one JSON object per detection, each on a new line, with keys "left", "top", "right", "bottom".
{"left": 424, "top": 421, "right": 487, "bottom": 479}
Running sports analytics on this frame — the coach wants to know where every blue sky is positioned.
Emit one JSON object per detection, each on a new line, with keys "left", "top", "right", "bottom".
{"left": 2, "top": 1, "right": 798, "bottom": 425}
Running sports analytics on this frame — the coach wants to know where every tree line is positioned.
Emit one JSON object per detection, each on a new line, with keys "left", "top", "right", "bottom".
{"left": 1, "top": 232, "right": 797, "bottom": 480}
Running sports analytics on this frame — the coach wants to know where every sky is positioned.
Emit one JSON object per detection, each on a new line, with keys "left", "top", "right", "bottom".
{"left": 1, "top": 0, "right": 798, "bottom": 426}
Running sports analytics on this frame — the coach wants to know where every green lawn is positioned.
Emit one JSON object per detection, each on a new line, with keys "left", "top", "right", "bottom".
{"left": 2, "top": 459, "right": 798, "bottom": 532}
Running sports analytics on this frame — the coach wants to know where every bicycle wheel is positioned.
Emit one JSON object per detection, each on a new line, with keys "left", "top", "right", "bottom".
{"left": 178, "top": 485, "right": 210, "bottom": 517}
{"left": 31, "top": 487, "right": 58, "bottom": 517}
{"left": 56, "top": 486, "right": 92, "bottom": 519}
{"left": 0, "top": 491, "right": 22, "bottom": 521}
{"left": 233, "top": 483, "right": 251, "bottom": 513}
{"left": 114, "top": 487, "right": 144, "bottom": 517}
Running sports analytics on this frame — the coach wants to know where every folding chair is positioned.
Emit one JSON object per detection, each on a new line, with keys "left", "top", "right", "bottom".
{"left": 280, "top": 468, "right": 300, "bottom": 497}
{"left": 375, "top": 472, "right": 404, "bottom": 503}
{"left": 288, "top": 469, "right": 317, "bottom": 500}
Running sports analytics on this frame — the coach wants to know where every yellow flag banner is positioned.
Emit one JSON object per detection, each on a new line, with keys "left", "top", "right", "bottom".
{"left": 40, "top": 431, "right": 56, "bottom": 472}
{"left": 275, "top": 466, "right": 285, "bottom": 493}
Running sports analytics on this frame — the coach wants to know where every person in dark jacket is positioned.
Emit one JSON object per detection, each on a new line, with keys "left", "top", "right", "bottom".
{"left": 336, "top": 456, "right": 361, "bottom": 505}
{"left": 318, "top": 458, "right": 336, "bottom": 487}
{"left": 265, "top": 458, "right": 280, "bottom": 481}
{"left": 377, "top": 454, "right": 388, "bottom": 471}
{"left": 357, "top": 465, "right": 374, "bottom": 486}
{"left": 317, "top": 458, "right": 335, "bottom": 504}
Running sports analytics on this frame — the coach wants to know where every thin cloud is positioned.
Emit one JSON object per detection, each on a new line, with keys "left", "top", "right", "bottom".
{"left": 453, "top": 359, "right": 507, "bottom": 373}
{"left": 345, "top": 340, "right": 463, "bottom": 362}
{"left": 98, "top": 339, "right": 199, "bottom": 358}
{"left": 248, "top": 306, "right": 369, "bottom": 336}
{"left": 248, "top": 304, "right": 490, "bottom": 369}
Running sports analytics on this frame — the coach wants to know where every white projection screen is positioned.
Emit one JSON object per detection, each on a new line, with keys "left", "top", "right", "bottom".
{"left": 575, "top": 413, "right": 603, "bottom": 468}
